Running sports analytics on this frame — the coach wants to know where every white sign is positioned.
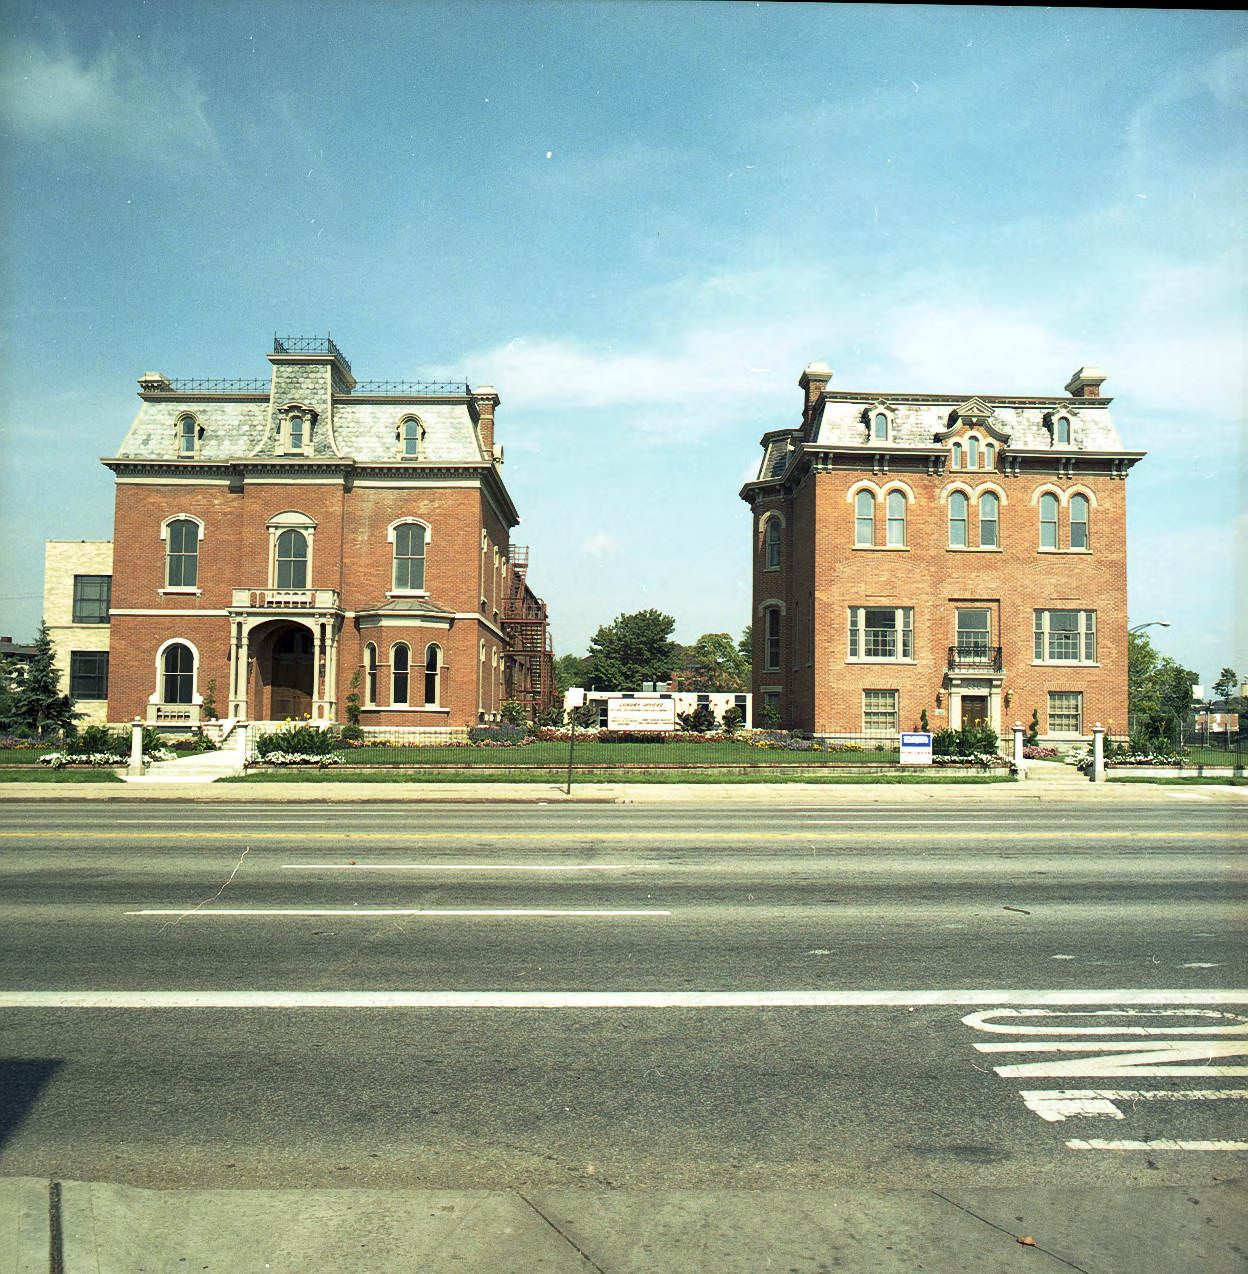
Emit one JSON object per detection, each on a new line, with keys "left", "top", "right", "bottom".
{"left": 606, "top": 698, "right": 676, "bottom": 732}
{"left": 899, "top": 732, "right": 932, "bottom": 765}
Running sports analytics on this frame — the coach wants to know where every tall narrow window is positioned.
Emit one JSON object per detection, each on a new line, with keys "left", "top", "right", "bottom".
{"left": 979, "top": 491, "right": 1000, "bottom": 547}
{"left": 424, "top": 644, "right": 442, "bottom": 706}
{"left": 949, "top": 492, "right": 969, "bottom": 547}
{"left": 162, "top": 643, "right": 194, "bottom": 704}
{"left": 1069, "top": 494, "right": 1090, "bottom": 550}
{"left": 364, "top": 643, "right": 378, "bottom": 706}
{"left": 763, "top": 518, "right": 781, "bottom": 569}
{"left": 1055, "top": 416, "right": 1071, "bottom": 445}
{"left": 287, "top": 412, "right": 305, "bottom": 452}
{"left": 400, "top": 417, "right": 421, "bottom": 458}
{"left": 886, "top": 491, "right": 907, "bottom": 547}
{"left": 392, "top": 644, "right": 410, "bottom": 706}
{"left": 764, "top": 608, "right": 781, "bottom": 671}
{"left": 951, "top": 442, "right": 963, "bottom": 469}
{"left": 855, "top": 491, "right": 875, "bottom": 546}
{"left": 968, "top": 437, "right": 979, "bottom": 468}
{"left": 393, "top": 523, "right": 427, "bottom": 591}
{"left": 872, "top": 411, "right": 888, "bottom": 441}
{"left": 1039, "top": 493, "right": 1059, "bottom": 548}
{"left": 984, "top": 443, "right": 995, "bottom": 469}
{"left": 275, "top": 529, "right": 308, "bottom": 589}
{"left": 165, "top": 520, "right": 199, "bottom": 588}
{"left": 178, "top": 415, "right": 198, "bottom": 456}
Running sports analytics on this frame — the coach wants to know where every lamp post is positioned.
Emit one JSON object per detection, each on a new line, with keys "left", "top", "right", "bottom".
{"left": 1128, "top": 621, "right": 1170, "bottom": 634}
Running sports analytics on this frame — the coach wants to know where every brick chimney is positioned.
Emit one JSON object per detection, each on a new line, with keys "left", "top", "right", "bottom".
{"left": 471, "top": 386, "right": 500, "bottom": 456}
{"left": 798, "top": 362, "right": 833, "bottom": 423}
{"left": 1064, "top": 366, "right": 1106, "bottom": 398}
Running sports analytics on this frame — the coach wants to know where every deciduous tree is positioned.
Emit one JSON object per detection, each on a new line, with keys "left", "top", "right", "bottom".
{"left": 585, "top": 609, "right": 676, "bottom": 689}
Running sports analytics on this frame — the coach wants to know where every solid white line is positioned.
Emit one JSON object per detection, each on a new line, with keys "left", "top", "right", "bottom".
{"left": 1021, "top": 1089, "right": 1248, "bottom": 1102}
{"left": 126, "top": 908, "right": 671, "bottom": 918}
{"left": 1066, "top": 1139, "right": 1248, "bottom": 1151}
{"left": 1, "top": 990, "right": 1246, "bottom": 1010}
{"left": 280, "top": 864, "right": 628, "bottom": 871}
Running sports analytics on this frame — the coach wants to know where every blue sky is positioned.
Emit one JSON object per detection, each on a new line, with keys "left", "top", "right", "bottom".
{"left": 1, "top": 2, "right": 1244, "bottom": 684}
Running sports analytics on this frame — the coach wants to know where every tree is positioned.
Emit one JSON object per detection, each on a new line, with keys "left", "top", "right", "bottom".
{"left": 585, "top": 609, "right": 676, "bottom": 690}
{"left": 554, "top": 652, "right": 590, "bottom": 696}
{"left": 0, "top": 656, "right": 17, "bottom": 733}
{"left": 1214, "top": 667, "right": 1240, "bottom": 702}
{"left": 1128, "top": 631, "right": 1197, "bottom": 745}
{"left": 13, "top": 622, "right": 78, "bottom": 739}
{"left": 678, "top": 632, "right": 751, "bottom": 692}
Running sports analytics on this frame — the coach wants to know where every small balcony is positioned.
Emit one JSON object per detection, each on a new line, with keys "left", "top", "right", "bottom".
{"left": 947, "top": 644, "right": 1003, "bottom": 673}
{"left": 231, "top": 588, "right": 341, "bottom": 611}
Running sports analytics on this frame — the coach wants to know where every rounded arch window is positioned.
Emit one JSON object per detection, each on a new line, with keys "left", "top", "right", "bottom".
{"left": 872, "top": 411, "right": 889, "bottom": 441}
{"left": 1055, "top": 415, "right": 1071, "bottom": 446}
{"left": 949, "top": 491, "right": 969, "bottom": 547}
{"left": 1070, "top": 493, "right": 1090, "bottom": 549}
{"left": 885, "top": 490, "right": 907, "bottom": 546}
{"left": 162, "top": 643, "right": 194, "bottom": 704}
{"left": 392, "top": 643, "right": 411, "bottom": 706}
{"left": 979, "top": 491, "right": 1000, "bottom": 547}
{"left": 951, "top": 442, "right": 963, "bottom": 469}
{"left": 763, "top": 517, "right": 781, "bottom": 568}
{"left": 1039, "top": 492, "right": 1060, "bottom": 548}
{"left": 424, "top": 644, "right": 442, "bottom": 706}
{"left": 275, "top": 529, "right": 308, "bottom": 588}
{"left": 177, "top": 415, "right": 199, "bottom": 456}
{"left": 399, "top": 416, "right": 423, "bottom": 458}
{"left": 854, "top": 490, "right": 875, "bottom": 546}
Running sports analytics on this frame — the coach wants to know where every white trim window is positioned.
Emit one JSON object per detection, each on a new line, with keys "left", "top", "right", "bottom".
{"left": 849, "top": 607, "right": 914, "bottom": 661}
{"left": 978, "top": 491, "right": 1000, "bottom": 548}
{"left": 949, "top": 491, "right": 969, "bottom": 547}
{"left": 164, "top": 518, "right": 201, "bottom": 589}
{"left": 1070, "top": 493, "right": 1090, "bottom": 550}
{"left": 267, "top": 512, "right": 316, "bottom": 590}
{"left": 863, "top": 689, "right": 899, "bottom": 735}
{"left": 1039, "top": 492, "right": 1060, "bottom": 549}
{"left": 855, "top": 490, "right": 875, "bottom": 546}
{"left": 392, "top": 522, "right": 427, "bottom": 592}
{"left": 161, "top": 642, "right": 196, "bottom": 705}
{"left": 885, "top": 490, "right": 907, "bottom": 547}
{"left": 1048, "top": 690, "right": 1082, "bottom": 734}
{"left": 177, "top": 414, "right": 201, "bottom": 457}
{"left": 1034, "top": 610, "right": 1096, "bottom": 664}
{"left": 762, "top": 517, "right": 782, "bottom": 569}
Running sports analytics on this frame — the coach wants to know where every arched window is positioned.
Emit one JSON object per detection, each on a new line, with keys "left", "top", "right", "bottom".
{"left": 275, "top": 529, "right": 308, "bottom": 588}
{"left": 1070, "top": 493, "right": 1090, "bottom": 549}
{"left": 165, "top": 519, "right": 199, "bottom": 588}
{"left": 979, "top": 492, "right": 1000, "bottom": 548}
{"left": 392, "top": 643, "right": 410, "bottom": 706}
{"left": 886, "top": 490, "right": 907, "bottom": 547}
{"left": 364, "top": 643, "right": 378, "bottom": 706}
{"left": 872, "top": 411, "right": 889, "bottom": 441}
{"left": 424, "top": 644, "right": 442, "bottom": 706}
{"left": 763, "top": 518, "right": 781, "bottom": 569}
{"left": 763, "top": 607, "right": 781, "bottom": 671}
{"left": 162, "top": 643, "right": 194, "bottom": 704}
{"left": 393, "top": 522, "right": 427, "bottom": 591}
{"left": 177, "top": 415, "right": 198, "bottom": 456}
{"left": 968, "top": 437, "right": 979, "bottom": 468}
{"left": 951, "top": 442, "right": 963, "bottom": 469}
{"left": 287, "top": 412, "right": 305, "bottom": 452}
{"left": 949, "top": 492, "right": 969, "bottom": 547}
{"left": 399, "top": 417, "right": 422, "bottom": 458}
{"left": 1055, "top": 415, "right": 1071, "bottom": 446}
{"left": 984, "top": 443, "right": 995, "bottom": 469}
{"left": 1039, "top": 493, "right": 1059, "bottom": 548}
{"left": 855, "top": 490, "right": 875, "bottom": 546}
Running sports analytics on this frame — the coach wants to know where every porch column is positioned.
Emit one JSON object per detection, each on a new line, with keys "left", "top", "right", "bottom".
{"left": 324, "top": 621, "right": 340, "bottom": 720}
{"left": 313, "top": 621, "right": 327, "bottom": 720}
{"left": 233, "top": 622, "right": 251, "bottom": 720}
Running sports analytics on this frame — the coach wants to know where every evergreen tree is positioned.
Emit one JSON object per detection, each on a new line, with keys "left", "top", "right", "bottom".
{"left": 13, "top": 622, "right": 78, "bottom": 739}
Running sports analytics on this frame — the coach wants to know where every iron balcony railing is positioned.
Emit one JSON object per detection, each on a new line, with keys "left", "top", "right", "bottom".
{"left": 947, "top": 644, "right": 1003, "bottom": 672}
{"left": 164, "top": 378, "right": 271, "bottom": 393}
{"left": 273, "top": 335, "right": 352, "bottom": 375}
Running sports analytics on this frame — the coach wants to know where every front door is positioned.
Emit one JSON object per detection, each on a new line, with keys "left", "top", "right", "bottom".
{"left": 961, "top": 695, "right": 988, "bottom": 728}
{"left": 271, "top": 629, "right": 314, "bottom": 719}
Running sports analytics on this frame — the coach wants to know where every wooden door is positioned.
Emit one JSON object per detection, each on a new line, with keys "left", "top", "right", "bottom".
{"left": 271, "top": 629, "right": 314, "bottom": 719}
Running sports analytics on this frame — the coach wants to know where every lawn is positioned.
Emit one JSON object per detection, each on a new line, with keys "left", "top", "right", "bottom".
{"left": 0, "top": 767, "right": 123, "bottom": 783}
{"left": 225, "top": 769, "right": 1014, "bottom": 784}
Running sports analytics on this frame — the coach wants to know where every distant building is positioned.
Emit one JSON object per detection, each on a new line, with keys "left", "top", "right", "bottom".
{"left": 564, "top": 687, "right": 752, "bottom": 729}
{"left": 740, "top": 363, "right": 1144, "bottom": 742}
{"left": 44, "top": 336, "right": 553, "bottom": 729}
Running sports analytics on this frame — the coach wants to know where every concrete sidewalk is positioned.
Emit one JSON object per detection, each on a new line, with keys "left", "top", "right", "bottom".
{"left": 4, "top": 1177, "right": 1246, "bottom": 1273}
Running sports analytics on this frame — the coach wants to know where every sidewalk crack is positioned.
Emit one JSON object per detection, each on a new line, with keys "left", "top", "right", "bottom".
{"left": 517, "top": 1192, "right": 607, "bottom": 1273}
{"left": 930, "top": 1191, "right": 1094, "bottom": 1274}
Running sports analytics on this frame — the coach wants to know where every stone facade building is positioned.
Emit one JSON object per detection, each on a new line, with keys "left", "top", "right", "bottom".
{"left": 52, "top": 336, "right": 552, "bottom": 730}
{"left": 43, "top": 540, "right": 115, "bottom": 727}
{"left": 741, "top": 364, "right": 1143, "bottom": 743}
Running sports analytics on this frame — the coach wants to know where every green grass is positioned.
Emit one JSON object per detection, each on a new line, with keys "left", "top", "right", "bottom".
{"left": 1109, "top": 775, "right": 1246, "bottom": 786}
{"left": 224, "top": 769, "right": 1013, "bottom": 785}
{"left": 0, "top": 747, "right": 59, "bottom": 766}
{"left": 0, "top": 767, "right": 123, "bottom": 783}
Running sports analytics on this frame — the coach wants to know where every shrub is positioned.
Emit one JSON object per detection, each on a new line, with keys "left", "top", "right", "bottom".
{"left": 932, "top": 728, "right": 961, "bottom": 757}
{"left": 339, "top": 723, "right": 365, "bottom": 743}
{"left": 722, "top": 706, "right": 744, "bottom": 733}
{"left": 1026, "top": 709, "right": 1040, "bottom": 747}
{"left": 255, "top": 723, "right": 338, "bottom": 757}
{"left": 467, "top": 723, "right": 530, "bottom": 746}
{"left": 500, "top": 699, "right": 528, "bottom": 727}
{"left": 69, "top": 724, "right": 129, "bottom": 758}
{"left": 676, "top": 703, "right": 718, "bottom": 733}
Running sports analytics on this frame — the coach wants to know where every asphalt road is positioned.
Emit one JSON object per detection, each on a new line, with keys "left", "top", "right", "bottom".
{"left": 1, "top": 797, "right": 1244, "bottom": 1193}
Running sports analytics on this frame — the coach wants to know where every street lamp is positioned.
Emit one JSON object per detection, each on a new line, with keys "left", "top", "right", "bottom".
{"left": 1128, "top": 621, "right": 1170, "bottom": 634}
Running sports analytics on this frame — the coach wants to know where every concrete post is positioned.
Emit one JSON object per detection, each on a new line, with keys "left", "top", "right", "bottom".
{"left": 128, "top": 718, "right": 145, "bottom": 777}
{"left": 1013, "top": 721, "right": 1024, "bottom": 770}
{"left": 1092, "top": 722, "right": 1106, "bottom": 783}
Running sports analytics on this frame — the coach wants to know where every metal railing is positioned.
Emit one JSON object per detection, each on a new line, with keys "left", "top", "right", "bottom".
{"left": 273, "top": 335, "right": 351, "bottom": 374}
{"left": 350, "top": 380, "right": 471, "bottom": 395}
{"left": 164, "top": 378, "right": 271, "bottom": 394}
{"left": 947, "top": 645, "right": 1003, "bottom": 672}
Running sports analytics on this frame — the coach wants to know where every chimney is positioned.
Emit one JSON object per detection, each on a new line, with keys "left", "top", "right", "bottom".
{"left": 798, "top": 362, "right": 833, "bottom": 416}
{"left": 137, "top": 371, "right": 172, "bottom": 394}
{"left": 1064, "top": 366, "right": 1106, "bottom": 399}
{"left": 470, "top": 386, "right": 500, "bottom": 456}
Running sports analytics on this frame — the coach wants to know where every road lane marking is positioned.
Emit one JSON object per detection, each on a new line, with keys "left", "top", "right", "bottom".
{"left": 1066, "top": 1139, "right": 1248, "bottom": 1151}
{"left": 975, "top": 1039, "right": 1248, "bottom": 1076}
{"left": 962, "top": 1008, "right": 1248, "bottom": 1035}
{"left": 1019, "top": 1089, "right": 1248, "bottom": 1121}
{"left": 126, "top": 908, "right": 672, "bottom": 918}
{"left": 280, "top": 863, "right": 629, "bottom": 871}
{"left": 808, "top": 819, "right": 1027, "bottom": 825}
{"left": 1, "top": 989, "right": 1245, "bottom": 1009}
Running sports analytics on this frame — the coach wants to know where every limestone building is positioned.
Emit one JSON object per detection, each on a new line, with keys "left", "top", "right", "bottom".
{"left": 740, "top": 364, "right": 1143, "bottom": 743}
{"left": 53, "top": 336, "right": 553, "bottom": 729}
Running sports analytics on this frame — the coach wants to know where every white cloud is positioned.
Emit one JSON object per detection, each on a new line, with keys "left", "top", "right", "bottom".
{"left": 0, "top": 38, "right": 218, "bottom": 160}
{"left": 581, "top": 533, "right": 618, "bottom": 557}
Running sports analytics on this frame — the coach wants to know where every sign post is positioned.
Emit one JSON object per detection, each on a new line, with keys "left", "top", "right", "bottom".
{"left": 899, "top": 732, "right": 933, "bottom": 766}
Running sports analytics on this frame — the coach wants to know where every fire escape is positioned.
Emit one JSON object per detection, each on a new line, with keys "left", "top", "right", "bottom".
{"left": 502, "top": 546, "right": 555, "bottom": 719}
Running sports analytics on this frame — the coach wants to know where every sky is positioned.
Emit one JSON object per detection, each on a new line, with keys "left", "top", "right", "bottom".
{"left": 0, "top": 2, "right": 1244, "bottom": 686}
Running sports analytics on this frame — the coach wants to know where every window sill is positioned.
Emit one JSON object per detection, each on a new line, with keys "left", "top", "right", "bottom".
{"left": 1037, "top": 548, "right": 1092, "bottom": 554}
{"left": 1031, "top": 661, "right": 1100, "bottom": 668}
{"left": 159, "top": 588, "right": 202, "bottom": 596}
{"left": 762, "top": 565, "right": 781, "bottom": 572}
{"left": 385, "top": 591, "right": 430, "bottom": 600}
{"left": 370, "top": 705, "right": 450, "bottom": 714}
{"left": 946, "top": 546, "right": 1002, "bottom": 553}
{"left": 852, "top": 545, "right": 909, "bottom": 551}
{"left": 846, "top": 658, "right": 917, "bottom": 665}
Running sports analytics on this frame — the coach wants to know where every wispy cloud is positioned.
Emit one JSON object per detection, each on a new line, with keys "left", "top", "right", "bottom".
{"left": 581, "top": 533, "right": 618, "bottom": 558}
{"left": 0, "top": 37, "right": 219, "bottom": 161}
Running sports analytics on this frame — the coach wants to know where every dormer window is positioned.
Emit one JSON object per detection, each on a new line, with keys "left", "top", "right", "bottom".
{"left": 177, "top": 414, "right": 200, "bottom": 457}
{"left": 275, "top": 403, "right": 316, "bottom": 455}
{"left": 287, "top": 412, "right": 305, "bottom": 451}
{"left": 866, "top": 404, "right": 895, "bottom": 443}
{"left": 397, "top": 416, "right": 424, "bottom": 460}
{"left": 1053, "top": 414, "right": 1072, "bottom": 446}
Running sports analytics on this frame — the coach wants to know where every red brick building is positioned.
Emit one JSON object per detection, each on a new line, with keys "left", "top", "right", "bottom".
{"left": 741, "top": 364, "right": 1144, "bottom": 743}
{"left": 90, "top": 336, "right": 552, "bottom": 729}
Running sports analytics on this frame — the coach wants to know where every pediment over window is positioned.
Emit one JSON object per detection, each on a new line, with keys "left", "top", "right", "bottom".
{"left": 935, "top": 401, "right": 1011, "bottom": 444}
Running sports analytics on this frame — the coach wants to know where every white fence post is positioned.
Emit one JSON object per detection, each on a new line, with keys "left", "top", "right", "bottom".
{"left": 128, "top": 718, "right": 145, "bottom": 777}
{"left": 1092, "top": 722, "right": 1106, "bottom": 783}
{"left": 1013, "top": 721, "right": 1024, "bottom": 770}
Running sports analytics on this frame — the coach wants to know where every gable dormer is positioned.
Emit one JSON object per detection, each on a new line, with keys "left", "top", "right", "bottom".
{"left": 936, "top": 400, "right": 1011, "bottom": 472}
{"left": 862, "top": 401, "right": 897, "bottom": 444}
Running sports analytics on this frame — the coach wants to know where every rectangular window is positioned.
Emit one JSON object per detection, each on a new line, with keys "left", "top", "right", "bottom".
{"left": 69, "top": 651, "right": 109, "bottom": 699}
{"left": 863, "top": 689, "right": 899, "bottom": 735}
{"left": 956, "top": 609, "right": 990, "bottom": 657}
{"left": 1034, "top": 610, "right": 1096, "bottom": 663}
{"left": 72, "top": 575, "right": 111, "bottom": 624}
{"left": 849, "top": 607, "right": 913, "bottom": 660}
{"left": 1048, "top": 691, "right": 1083, "bottom": 734}
{"left": 764, "top": 609, "right": 781, "bottom": 670}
